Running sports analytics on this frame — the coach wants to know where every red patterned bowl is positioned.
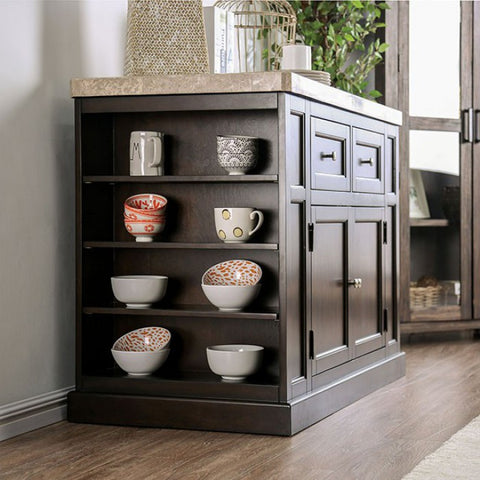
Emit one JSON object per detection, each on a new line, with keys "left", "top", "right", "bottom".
{"left": 124, "top": 217, "right": 165, "bottom": 242}
{"left": 125, "top": 193, "right": 167, "bottom": 211}
{"left": 201, "top": 259, "right": 262, "bottom": 286}
{"left": 112, "top": 326, "right": 171, "bottom": 352}
{"left": 124, "top": 194, "right": 167, "bottom": 220}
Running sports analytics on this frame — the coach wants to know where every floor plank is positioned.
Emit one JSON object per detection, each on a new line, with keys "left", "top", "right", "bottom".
{"left": 1, "top": 336, "right": 479, "bottom": 480}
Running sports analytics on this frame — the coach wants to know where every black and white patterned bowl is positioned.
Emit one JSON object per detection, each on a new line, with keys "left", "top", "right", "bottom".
{"left": 217, "top": 135, "right": 258, "bottom": 175}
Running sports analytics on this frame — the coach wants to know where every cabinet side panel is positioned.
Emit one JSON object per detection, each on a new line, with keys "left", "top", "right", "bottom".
{"left": 284, "top": 98, "right": 307, "bottom": 399}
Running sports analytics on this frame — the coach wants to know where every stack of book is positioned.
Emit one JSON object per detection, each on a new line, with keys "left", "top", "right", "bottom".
{"left": 203, "top": 6, "right": 236, "bottom": 73}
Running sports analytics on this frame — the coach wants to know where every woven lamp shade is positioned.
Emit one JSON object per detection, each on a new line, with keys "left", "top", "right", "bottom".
{"left": 214, "top": 0, "right": 296, "bottom": 72}
{"left": 124, "top": 0, "right": 209, "bottom": 76}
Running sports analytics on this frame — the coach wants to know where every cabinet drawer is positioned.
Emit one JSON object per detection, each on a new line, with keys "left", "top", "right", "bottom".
{"left": 311, "top": 117, "right": 350, "bottom": 191}
{"left": 352, "top": 128, "right": 384, "bottom": 194}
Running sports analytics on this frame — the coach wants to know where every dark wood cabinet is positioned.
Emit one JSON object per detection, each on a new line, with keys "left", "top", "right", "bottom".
{"left": 68, "top": 73, "right": 404, "bottom": 435}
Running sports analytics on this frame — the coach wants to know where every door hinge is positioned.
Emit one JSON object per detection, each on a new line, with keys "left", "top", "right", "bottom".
{"left": 383, "top": 221, "right": 388, "bottom": 244}
{"left": 383, "top": 308, "right": 388, "bottom": 331}
{"left": 308, "top": 223, "right": 314, "bottom": 252}
{"left": 309, "top": 330, "right": 314, "bottom": 359}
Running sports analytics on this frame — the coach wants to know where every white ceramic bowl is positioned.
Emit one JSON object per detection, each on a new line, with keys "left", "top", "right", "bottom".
{"left": 111, "top": 348, "right": 170, "bottom": 376}
{"left": 111, "top": 275, "right": 168, "bottom": 308}
{"left": 202, "top": 260, "right": 262, "bottom": 286}
{"left": 124, "top": 218, "right": 166, "bottom": 242}
{"left": 206, "top": 344, "right": 264, "bottom": 381}
{"left": 201, "top": 284, "right": 260, "bottom": 311}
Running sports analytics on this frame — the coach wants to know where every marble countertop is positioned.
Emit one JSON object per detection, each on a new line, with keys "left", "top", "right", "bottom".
{"left": 71, "top": 71, "right": 402, "bottom": 125}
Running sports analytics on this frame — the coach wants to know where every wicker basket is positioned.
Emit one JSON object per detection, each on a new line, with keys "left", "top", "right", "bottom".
{"left": 410, "top": 282, "right": 443, "bottom": 309}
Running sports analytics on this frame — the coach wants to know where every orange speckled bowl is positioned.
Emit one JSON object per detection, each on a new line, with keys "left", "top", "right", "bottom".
{"left": 201, "top": 259, "right": 262, "bottom": 286}
{"left": 112, "top": 326, "right": 171, "bottom": 352}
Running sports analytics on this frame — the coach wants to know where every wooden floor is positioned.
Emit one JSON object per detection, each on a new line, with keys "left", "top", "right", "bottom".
{"left": 2, "top": 335, "right": 480, "bottom": 480}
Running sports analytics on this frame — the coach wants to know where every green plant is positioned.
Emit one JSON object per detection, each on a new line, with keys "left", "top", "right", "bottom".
{"left": 289, "top": 1, "right": 389, "bottom": 100}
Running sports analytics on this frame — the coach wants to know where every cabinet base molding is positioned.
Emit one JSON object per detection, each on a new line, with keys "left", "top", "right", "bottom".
{"left": 290, "top": 352, "right": 406, "bottom": 435}
{"left": 68, "top": 353, "right": 405, "bottom": 436}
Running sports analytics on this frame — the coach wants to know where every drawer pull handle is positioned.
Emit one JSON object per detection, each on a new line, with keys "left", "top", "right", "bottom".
{"left": 347, "top": 278, "right": 362, "bottom": 289}
{"left": 359, "top": 157, "right": 374, "bottom": 166}
{"left": 321, "top": 151, "right": 336, "bottom": 161}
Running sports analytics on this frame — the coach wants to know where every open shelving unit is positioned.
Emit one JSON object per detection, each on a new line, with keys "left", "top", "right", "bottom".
{"left": 71, "top": 92, "right": 285, "bottom": 433}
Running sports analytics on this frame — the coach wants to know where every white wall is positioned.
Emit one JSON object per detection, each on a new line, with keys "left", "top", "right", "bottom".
{"left": 0, "top": 0, "right": 215, "bottom": 440}
{"left": 0, "top": 0, "right": 127, "bottom": 439}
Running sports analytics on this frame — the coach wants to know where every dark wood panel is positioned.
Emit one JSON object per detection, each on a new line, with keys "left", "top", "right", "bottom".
{"left": 83, "top": 305, "right": 278, "bottom": 320}
{"left": 81, "top": 93, "right": 278, "bottom": 114}
{"left": 310, "top": 190, "right": 386, "bottom": 207}
{"left": 384, "top": 207, "right": 395, "bottom": 344}
{"left": 80, "top": 371, "right": 279, "bottom": 403}
{"left": 83, "top": 242, "right": 278, "bottom": 250}
{"left": 68, "top": 392, "right": 292, "bottom": 436}
{"left": 350, "top": 208, "right": 385, "bottom": 356}
{"left": 83, "top": 175, "right": 278, "bottom": 183}
{"left": 311, "top": 207, "right": 350, "bottom": 374}
{"left": 282, "top": 95, "right": 307, "bottom": 400}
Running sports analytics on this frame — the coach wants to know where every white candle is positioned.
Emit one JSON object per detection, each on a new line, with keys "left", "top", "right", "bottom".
{"left": 281, "top": 44, "right": 312, "bottom": 71}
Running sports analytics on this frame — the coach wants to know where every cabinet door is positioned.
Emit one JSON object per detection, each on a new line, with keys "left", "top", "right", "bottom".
{"left": 352, "top": 128, "right": 384, "bottom": 194}
{"left": 311, "top": 207, "right": 350, "bottom": 374}
{"left": 349, "top": 208, "right": 385, "bottom": 357}
{"left": 311, "top": 117, "right": 350, "bottom": 191}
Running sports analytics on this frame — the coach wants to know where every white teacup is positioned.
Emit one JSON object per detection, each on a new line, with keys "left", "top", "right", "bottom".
{"left": 130, "top": 131, "right": 164, "bottom": 176}
{"left": 214, "top": 207, "right": 264, "bottom": 243}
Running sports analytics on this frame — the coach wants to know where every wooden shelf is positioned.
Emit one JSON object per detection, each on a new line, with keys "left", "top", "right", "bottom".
{"left": 83, "top": 241, "right": 278, "bottom": 250}
{"left": 401, "top": 319, "right": 480, "bottom": 334}
{"left": 410, "top": 218, "right": 450, "bottom": 227}
{"left": 80, "top": 369, "right": 280, "bottom": 402}
{"left": 83, "top": 304, "right": 279, "bottom": 321}
{"left": 83, "top": 175, "right": 278, "bottom": 183}
{"left": 409, "top": 304, "right": 461, "bottom": 322}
